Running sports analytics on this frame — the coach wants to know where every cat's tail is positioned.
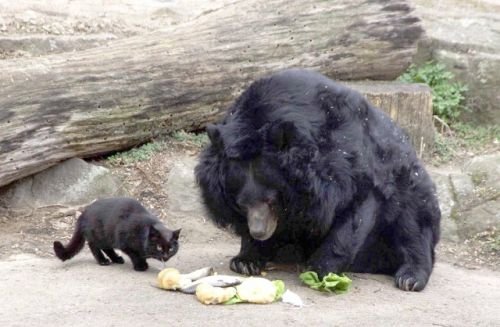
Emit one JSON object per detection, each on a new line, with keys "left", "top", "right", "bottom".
{"left": 53, "top": 216, "right": 85, "bottom": 262}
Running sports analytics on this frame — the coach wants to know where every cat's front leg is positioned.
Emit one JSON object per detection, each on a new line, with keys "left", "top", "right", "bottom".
{"left": 102, "top": 249, "right": 125, "bottom": 264}
{"left": 123, "top": 248, "right": 148, "bottom": 271}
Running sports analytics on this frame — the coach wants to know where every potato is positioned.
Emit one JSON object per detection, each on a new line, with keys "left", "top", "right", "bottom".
{"left": 195, "top": 283, "right": 237, "bottom": 305}
{"left": 157, "top": 268, "right": 190, "bottom": 290}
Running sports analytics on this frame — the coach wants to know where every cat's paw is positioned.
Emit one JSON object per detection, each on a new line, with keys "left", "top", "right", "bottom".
{"left": 133, "top": 261, "right": 149, "bottom": 271}
{"left": 98, "top": 259, "right": 111, "bottom": 266}
{"left": 230, "top": 257, "right": 263, "bottom": 275}
{"left": 394, "top": 265, "right": 429, "bottom": 292}
{"left": 112, "top": 256, "right": 125, "bottom": 264}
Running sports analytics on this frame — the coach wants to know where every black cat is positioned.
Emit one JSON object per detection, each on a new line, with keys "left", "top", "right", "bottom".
{"left": 53, "top": 197, "right": 180, "bottom": 271}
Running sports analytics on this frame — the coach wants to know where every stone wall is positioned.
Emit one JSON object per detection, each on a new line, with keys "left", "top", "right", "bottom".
{"left": 412, "top": 0, "right": 500, "bottom": 124}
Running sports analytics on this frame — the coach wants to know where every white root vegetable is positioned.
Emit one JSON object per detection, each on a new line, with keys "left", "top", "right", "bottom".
{"left": 181, "top": 275, "right": 245, "bottom": 294}
{"left": 157, "top": 268, "right": 191, "bottom": 290}
{"left": 195, "top": 283, "right": 237, "bottom": 305}
{"left": 183, "top": 267, "right": 214, "bottom": 281}
{"left": 156, "top": 267, "right": 243, "bottom": 294}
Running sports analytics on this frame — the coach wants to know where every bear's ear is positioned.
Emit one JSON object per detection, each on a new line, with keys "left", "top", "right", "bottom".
{"left": 268, "top": 121, "right": 296, "bottom": 150}
{"left": 206, "top": 124, "right": 222, "bottom": 148}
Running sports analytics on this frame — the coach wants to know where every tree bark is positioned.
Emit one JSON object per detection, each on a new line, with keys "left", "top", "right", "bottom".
{"left": 0, "top": 0, "right": 423, "bottom": 187}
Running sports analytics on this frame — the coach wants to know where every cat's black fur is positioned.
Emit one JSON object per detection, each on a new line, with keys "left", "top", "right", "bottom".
{"left": 53, "top": 197, "right": 180, "bottom": 271}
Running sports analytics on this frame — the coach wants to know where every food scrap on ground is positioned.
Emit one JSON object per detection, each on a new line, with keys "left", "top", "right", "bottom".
{"left": 155, "top": 267, "right": 303, "bottom": 306}
{"left": 220, "top": 277, "right": 285, "bottom": 305}
{"left": 156, "top": 267, "right": 244, "bottom": 294}
{"left": 299, "top": 271, "right": 352, "bottom": 293}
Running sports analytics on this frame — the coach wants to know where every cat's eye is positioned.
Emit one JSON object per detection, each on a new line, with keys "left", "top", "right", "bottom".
{"left": 156, "top": 245, "right": 163, "bottom": 252}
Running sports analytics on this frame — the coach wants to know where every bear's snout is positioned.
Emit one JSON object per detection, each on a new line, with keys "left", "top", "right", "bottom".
{"left": 247, "top": 203, "right": 278, "bottom": 241}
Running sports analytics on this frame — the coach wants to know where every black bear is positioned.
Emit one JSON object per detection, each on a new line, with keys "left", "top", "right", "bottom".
{"left": 195, "top": 69, "right": 440, "bottom": 291}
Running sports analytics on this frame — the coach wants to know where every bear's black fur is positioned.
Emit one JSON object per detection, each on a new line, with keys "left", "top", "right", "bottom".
{"left": 195, "top": 69, "right": 441, "bottom": 291}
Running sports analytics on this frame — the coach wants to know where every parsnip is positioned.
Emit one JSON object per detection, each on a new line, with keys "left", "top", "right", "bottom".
{"left": 195, "top": 283, "right": 237, "bottom": 305}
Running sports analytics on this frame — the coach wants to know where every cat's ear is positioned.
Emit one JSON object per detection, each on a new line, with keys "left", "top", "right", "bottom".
{"left": 172, "top": 229, "right": 181, "bottom": 240}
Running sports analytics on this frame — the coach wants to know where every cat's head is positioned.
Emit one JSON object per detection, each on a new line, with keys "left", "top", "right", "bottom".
{"left": 144, "top": 224, "right": 181, "bottom": 262}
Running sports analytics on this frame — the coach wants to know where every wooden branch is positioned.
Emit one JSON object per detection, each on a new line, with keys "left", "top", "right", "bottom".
{"left": 0, "top": 0, "right": 423, "bottom": 187}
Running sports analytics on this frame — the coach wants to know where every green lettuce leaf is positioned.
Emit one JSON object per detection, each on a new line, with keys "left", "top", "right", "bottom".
{"left": 223, "top": 293, "right": 245, "bottom": 305}
{"left": 273, "top": 280, "right": 286, "bottom": 301}
{"left": 223, "top": 279, "right": 286, "bottom": 304}
{"left": 299, "top": 271, "right": 352, "bottom": 294}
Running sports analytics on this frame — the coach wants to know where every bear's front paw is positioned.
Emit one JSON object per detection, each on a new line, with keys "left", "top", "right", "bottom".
{"left": 394, "top": 265, "right": 429, "bottom": 292}
{"left": 306, "top": 255, "right": 346, "bottom": 279}
{"left": 230, "top": 257, "right": 263, "bottom": 275}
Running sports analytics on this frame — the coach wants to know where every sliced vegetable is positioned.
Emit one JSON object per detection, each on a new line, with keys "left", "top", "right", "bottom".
{"left": 195, "top": 283, "right": 237, "bottom": 305}
{"left": 156, "top": 267, "right": 243, "bottom": 293}
{"left": 223, "top": 277, "right": 286, "bottom": 305}
{"left": 156, "top": 267, "right": 289, "bottom": 305}
{"left": 181, "top": 275, "right": 244, "bottom": 294}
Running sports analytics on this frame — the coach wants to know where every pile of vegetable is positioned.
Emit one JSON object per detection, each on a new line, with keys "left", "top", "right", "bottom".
{"left": 156, "top": 267, "right": 286, "bottom": 305}
{"left": 196, "top": 277, "right": 285, "bottom": 305}
{"left": 155, "top": 267, "right": 352, "bottom": 306}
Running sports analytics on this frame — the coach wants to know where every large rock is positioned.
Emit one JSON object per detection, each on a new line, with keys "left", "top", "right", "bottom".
{"left": 163, "top": 157, "right": 205, "bottom": 218}
{"left": 0, "top": 157, "right": 123, "bottom": 208}
{"left": 412, "top": 0, "right": 500, "bottom": 124}
{"left": 463, "top": 153, "right": 500, "bottom": 190}
{"left": 163, "top": 155, "right": 230, "bottom": 243}
{"left": 459, "top": 200, "right": 500, "bottom": 237}
{"left": 429, "top": 169, "right": 459, "bottom": 242}
{"left": 429, "top": 152, "right": 500, "bottom": 241}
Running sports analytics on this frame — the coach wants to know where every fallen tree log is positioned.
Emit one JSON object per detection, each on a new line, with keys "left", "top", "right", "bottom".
{"left": 0, "top": 0, "right": 423, "bottom": 187}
